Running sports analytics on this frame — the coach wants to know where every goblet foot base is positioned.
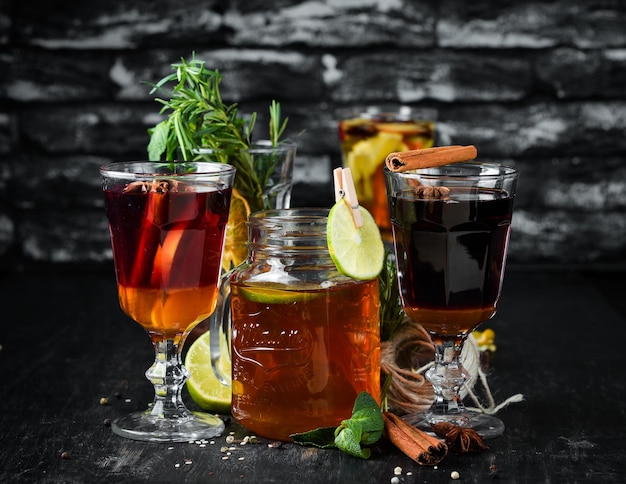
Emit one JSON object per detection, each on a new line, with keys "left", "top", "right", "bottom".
{"left": 404, "top": 411, "right": 505, "bottom": 439}
{"left": 112, "top": 410, "right": 225, "bottom": 442}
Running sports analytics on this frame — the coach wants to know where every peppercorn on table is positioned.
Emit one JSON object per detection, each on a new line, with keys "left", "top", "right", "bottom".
{"left": 1, "top": 266, "right": 625, "bottom": 483}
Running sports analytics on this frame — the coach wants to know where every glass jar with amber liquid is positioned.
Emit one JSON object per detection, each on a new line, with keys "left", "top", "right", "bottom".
{"left": 211, "top": 208, "right": 380, "bottom": 441}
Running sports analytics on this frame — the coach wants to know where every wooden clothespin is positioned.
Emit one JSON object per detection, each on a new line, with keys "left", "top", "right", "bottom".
{"left": 333, "top": 167, "right": 363, "bottom": 228}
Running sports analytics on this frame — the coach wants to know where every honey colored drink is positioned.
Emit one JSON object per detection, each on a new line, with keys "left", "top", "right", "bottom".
{"left": 229, "top": 280, "right": 381, "bottom": 441}
{"left": 389, "top": 187, "right": 514, "bottom": 337}
{"left": 104, "top": 183, "right": 231, "bottom": 339}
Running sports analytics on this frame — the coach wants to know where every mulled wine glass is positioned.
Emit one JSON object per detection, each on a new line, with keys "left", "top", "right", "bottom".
{"left": 100, "top": 161, "right": 236, "bottom": 442}
{"left": 385, "top": 162, "right": 518, "bottom": 438}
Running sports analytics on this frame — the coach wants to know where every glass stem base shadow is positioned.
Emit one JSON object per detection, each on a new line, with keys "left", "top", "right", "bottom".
{"left": 405, "top": 337, "right": 504, "bottom": 439}
{"left": 111, "top": 337, "right": 225, "bottom": 442}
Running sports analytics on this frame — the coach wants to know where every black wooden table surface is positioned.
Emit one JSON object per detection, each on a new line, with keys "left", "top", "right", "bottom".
{"left": 1, "top": 266, "right": 625, "bottom": 483}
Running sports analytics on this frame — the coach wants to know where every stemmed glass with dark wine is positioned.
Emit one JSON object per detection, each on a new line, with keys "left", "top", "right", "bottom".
{"left": 385, "top": 162, "right": 518, "bottom": 438}
{"left": 101, "top": 161, "right": 236, "bottom": 442}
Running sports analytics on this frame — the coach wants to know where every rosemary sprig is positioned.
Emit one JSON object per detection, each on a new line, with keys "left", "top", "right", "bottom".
{"left": 379, "top": 250, "right": 405, "bottom": 342}
{"left": 146, "top": 53, "right": 289, "bottom": 211}
{"left": 269, "top": 99, "right": 288, "bottom": 147}
{"left": 379, "top": 250, "right": 405, "bottom": 409}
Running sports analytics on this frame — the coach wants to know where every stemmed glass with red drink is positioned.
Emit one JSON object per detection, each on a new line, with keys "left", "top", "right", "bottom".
{"left": 101, "top": 161, "right": 236, "bottom": 442}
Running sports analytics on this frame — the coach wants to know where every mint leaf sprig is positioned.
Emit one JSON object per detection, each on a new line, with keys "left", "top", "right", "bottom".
{"left": 290, "top": 392, "right": 384, "bottom": 459}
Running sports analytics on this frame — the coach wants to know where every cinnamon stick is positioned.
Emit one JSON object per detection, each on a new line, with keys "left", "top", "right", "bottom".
{"left": 127, "top": 181, "right": 168, "bottom": 287}
{"left": 383, "top": 412, "right": 448, "bottom": 466}
{"left": 385, "top": 145, "right": 477, "bottom": 172}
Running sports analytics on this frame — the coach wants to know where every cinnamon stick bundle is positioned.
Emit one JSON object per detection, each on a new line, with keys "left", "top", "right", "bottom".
{"left": 383, "top": 412, "right": 448, "bottom": 466}
{"left": 385, "top": 145, "right": 477, "bottom": 172}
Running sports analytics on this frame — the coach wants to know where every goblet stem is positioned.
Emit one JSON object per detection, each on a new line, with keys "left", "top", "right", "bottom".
{"left": 405, "top": 334, "right": 505, "bottom": 438}
{"left": 146, "top": 336, "right": 190, "bottom": 419}
{"left": 111, "top": 331, "right": 225, "bottom": 442}
{"left": 426, "top": 337, "right": 469, "bottom": 418}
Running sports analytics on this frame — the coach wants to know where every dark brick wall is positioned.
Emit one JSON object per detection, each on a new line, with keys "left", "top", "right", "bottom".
{"left": 1, "top": 0, "right": 626, "bottom": 270}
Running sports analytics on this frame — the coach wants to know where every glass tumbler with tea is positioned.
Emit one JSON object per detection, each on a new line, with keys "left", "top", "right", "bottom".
{"left": 338, "top": 106, "right": 436, "bottom": 240}
{"left": 101, "top": 161, "right": 236, "bottom": 442}
{"left": 210, "top": 208, "right": 381, "bottom": 441}
{"left": 385, "top": 162, "right": 518, "bottom": 438}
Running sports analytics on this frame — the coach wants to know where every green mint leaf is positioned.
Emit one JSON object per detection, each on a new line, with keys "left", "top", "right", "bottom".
{"left": 289, "top": 392, "right": 383, "bottom": 459}
{"left": 147, "top": 120, "right": 169, "bottom": 160}
{"left": 335, "top": 427, "right": 371, "bottom": 459}
{"left": 335, "top": 418, "right": 363, "bottom": 443}
{"left": 350, "top": 408, "right": 384, "bottom": 445}
{"left": 353, "top": 391, "right": 380, "bottom": 414}
{"left": 290, "top": 426, "right": 337, "bottom": 449}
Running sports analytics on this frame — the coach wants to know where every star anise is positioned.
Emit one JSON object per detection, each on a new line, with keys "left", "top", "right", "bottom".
{"left": 413, "top": 185, "right": 451, "bottom": 199}
{"left": 123, "top": 180, "right": 178, "bottom": 194}
{"left": 431, "top": 422, "right": 489, "bottom": 454}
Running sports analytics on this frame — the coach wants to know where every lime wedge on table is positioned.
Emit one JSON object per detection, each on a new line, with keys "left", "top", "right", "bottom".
{"left": 327, "top": 199, "right": 385, "bottom": 280}
{"left": 185, "top": 331, "right": 231, "bottom": 414}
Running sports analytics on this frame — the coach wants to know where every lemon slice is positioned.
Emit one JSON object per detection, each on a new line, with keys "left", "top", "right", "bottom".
{"left": 185, "top": 331, "right": 231, "bottom": 414}
{"left": 347, "top": 133, "right": 406, "bottom": 181}
{"left": 346, "top": 132, "right": 407, "bottom": 202}
{"left": 327, "top": 198, "right": 384, "bottom": 280}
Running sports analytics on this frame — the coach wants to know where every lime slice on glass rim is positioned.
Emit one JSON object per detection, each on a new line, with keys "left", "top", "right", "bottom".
{"left": 327, "top": 198, "right": 385, "bottom": 280}
{"left": 185, "top": 331, "right": 231, "bottom": 414}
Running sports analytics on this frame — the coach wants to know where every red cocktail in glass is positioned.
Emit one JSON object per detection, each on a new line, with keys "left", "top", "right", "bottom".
{"left": 101, "top": 161, "right": 236, "bottom": 442}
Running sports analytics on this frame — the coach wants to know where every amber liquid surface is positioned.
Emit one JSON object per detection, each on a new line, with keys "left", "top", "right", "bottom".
{"left": 339, "top": 116, "right": 435, "bottom": 239}
{"left": 104, "top": 184, "right": 231, "bottom": 339}
{"left": 389, "top": 188, "right": 513, "bottom": 337}
{"left": 229, "top": 280, "right": 380, "bottom": 441}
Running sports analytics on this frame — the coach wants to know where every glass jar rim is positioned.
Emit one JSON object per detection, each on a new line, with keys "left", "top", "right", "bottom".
{"left": 247, "top": 208, "right": 330, "bottom": 254}
{"left": 249, "top": 207, "right": 329, "bottom": 223}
